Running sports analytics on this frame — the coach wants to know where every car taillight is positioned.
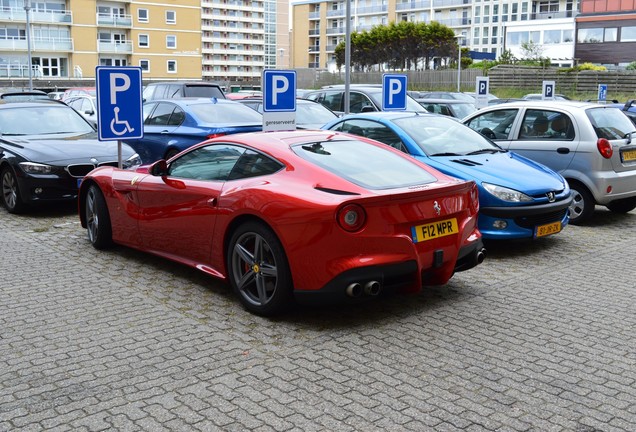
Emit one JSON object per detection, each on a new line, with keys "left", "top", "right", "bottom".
{"left": 207, "top": 132, "right": 227, "bottom": 139}
{"left": 470, "top": 182, "right": 480, "bottom": 214}
{"left": 597, "top": 138, "right": 613, "bottom": 159}
{"left": 337, "top": 204, "right": 366, "bottom": 232}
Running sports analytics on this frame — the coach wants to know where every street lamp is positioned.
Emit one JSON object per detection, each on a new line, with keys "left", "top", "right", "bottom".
{"left": 24, "top": 0, "right": 33, "bottom": 90}
{"left": 455, "top": 34, "right": 465, "bottom": 93}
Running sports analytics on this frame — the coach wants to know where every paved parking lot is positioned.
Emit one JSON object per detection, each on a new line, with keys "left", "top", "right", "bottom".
{"left": 1, "top": 203, "right": 635, "bottom": 431}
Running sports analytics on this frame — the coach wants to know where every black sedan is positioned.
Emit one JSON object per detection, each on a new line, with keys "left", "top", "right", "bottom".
{"left": 0, "top": 100, "right": 141, "bottom": 213}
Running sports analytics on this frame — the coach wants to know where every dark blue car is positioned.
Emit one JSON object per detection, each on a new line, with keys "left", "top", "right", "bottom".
{"left": 323, "top": 112, "right": 573, "bottom": 240}
{"left": 124, "top": 98, "right": 263, "bottom": 163}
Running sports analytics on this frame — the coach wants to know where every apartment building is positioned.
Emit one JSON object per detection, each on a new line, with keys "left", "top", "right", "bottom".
{"left": 201, "top": 0, "right": 290, "bottom": 84}
{"left": 574, "top": 0, "right": 636, "bottom": 66}
{"left": 291, "top": 0, "right": 580, "bottom": 71}
{"left": 0, "top": 0, "right": 202, "bottom": 82}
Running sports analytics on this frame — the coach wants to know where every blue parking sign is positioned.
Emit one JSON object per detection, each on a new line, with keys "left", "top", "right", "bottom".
{"left": 96, "top": 66, "right": 143, "bottom": 141}
{"left": 263, "top": 70, "right": 296, "bottom": 112}
{"left": 382, "top": 74, "right": 407, "bottom": 111}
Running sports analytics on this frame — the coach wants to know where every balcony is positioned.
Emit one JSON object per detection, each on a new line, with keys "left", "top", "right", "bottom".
{"left": 0, "top": 36, "right": 73, "bottom": 51}
{"left": 395, "top": 1, "right": 430, "bottom": 12}
{"left": 530, "top": 11, "right": 577, "bottom": 20}
{"left": 308, "top": 45, "right": 320, "bottom": 52}
{"left": 355, "top": 5, "right": 388, "bottom": 14}
{"left": 0, "top": 6, "right": 72, "bottom": 24}
{"left": 327, "top": 9, "right": 345, "bottom": 17}
{"left": 97, "top": 40, "right": 132, "bottom": 54}
{"left": 96, "top": 13, "right": 132, "bottom": 28}
{"left": 432, "top": 0, "right": 469, "bottom": 6}
{"left": 309, "top": 11, "right": 320, "bottom": 19}
{"left": 308, "top": 62, "right": 320, "bottom": 68}
{"left": 326, "top": 27, "right": 345, "bottom": 35}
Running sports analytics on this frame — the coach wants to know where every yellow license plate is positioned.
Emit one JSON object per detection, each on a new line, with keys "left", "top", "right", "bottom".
{"left": 411, "top": 218, "right": 458, "bottom": 243}
{"left": 621, "top": 149, "right": 636, "bottom": 162}
{"left": 535, "top": 221, "right": 562, "bottom": 238}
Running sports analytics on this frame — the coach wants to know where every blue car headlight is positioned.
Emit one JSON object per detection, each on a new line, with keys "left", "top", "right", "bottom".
{"left": 19, "top": 162, "right": 53, "bottom": 174}
{"left": 482, "top": 182, "right": 532, "bottom": 202}
{"left": 122, "top": 153, "right": 142, "bottom": 170}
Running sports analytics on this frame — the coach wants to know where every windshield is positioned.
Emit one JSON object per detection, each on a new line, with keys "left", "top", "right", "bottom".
{"left": 0, "top": 105, "right": 95, "bottom": 135}
{"left": 586, "top": 107, "right": 636, "bottom": 140}
{"left": 292, "top": 138, "right": 438, "bottom": 189}
{"left": 393, "top": 116, "right": 502, "bottom": 156}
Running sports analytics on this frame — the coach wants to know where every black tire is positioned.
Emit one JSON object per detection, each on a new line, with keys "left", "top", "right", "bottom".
{"left": 606, "top": 197, "right": 636, "bottom": 214}
{"left": 1, "top": 166, "right": 26, "bottom": 214}
{"left": 85, "top": 184, "right": 113, "bottom": 249}
{"left": 227, "top": 221, "right": 293, "bottom": 316}
{"left": 568, "top": 182, "right": 595, "bottom": 225}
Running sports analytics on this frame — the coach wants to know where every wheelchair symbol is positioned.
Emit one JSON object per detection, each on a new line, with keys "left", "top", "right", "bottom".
{"left": 110, "top": 107, "right": 134, "bottom": 136}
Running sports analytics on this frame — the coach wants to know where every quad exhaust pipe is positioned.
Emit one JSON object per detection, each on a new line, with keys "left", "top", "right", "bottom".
{"left": 346, "top": 280, "right": 382, "bottom": 297}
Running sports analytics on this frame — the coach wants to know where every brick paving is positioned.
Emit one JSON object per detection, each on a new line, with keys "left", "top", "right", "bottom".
{"left": 1, "top": 203, "right": 635, "bottom": 431}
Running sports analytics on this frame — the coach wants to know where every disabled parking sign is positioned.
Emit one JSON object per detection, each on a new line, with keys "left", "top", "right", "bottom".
{"left": 96, "top": 66, "right": 144, "bottom": 141}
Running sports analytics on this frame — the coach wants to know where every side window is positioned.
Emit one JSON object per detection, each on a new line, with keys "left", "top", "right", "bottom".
{"left": 142, "top": 85, "right": 155, "bottom": 101}
{"left": 142, "top": 102, "right": 158, "bottom": 123}
{"left": 519, "top": 109, "right": 568, "bottom": 139}
{"left": 349, "top": 92, "right": 374, "bottom": 113}
{"left": 166, "top": 84, "right": 182, "bottom": 98}
{"left": 169, "top": 144, "right": 245, "bottom": 180}
{"left": 146, "top": 102, "right": 175, "bottom": 126}
{"left": 167, "top": 106, "right": 185, "bottom": 126}
{"left": 228, "top": 149, "right": 283, "bottom": 180}
{"left": 321, "top": 91, "right": 342, "bottom": 112}
{"left": 465, "top": 109, "right": 518, "bottom": 140}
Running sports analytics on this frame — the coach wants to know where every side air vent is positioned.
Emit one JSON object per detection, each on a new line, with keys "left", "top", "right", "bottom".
{"left": 314, "top": 186, "right": 360, "bottom": 195}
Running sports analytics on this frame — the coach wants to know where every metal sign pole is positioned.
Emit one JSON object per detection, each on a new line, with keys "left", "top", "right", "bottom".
{"left": 118, "top": 140, "right": 122, "bottom": 169}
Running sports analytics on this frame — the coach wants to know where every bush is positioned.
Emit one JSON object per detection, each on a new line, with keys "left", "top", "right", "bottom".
{"left": 626, "top": 61, "right": 636, "bottom": 71}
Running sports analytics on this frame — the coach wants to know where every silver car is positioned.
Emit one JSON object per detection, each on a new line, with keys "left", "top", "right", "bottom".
{"left": 463, "top": 100, "right": 636, "bottom": 224}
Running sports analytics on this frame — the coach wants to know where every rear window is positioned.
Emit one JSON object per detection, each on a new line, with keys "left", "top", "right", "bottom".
{"left": 189, "top": 103, "right": 262, "bottom": 124}
{"left": 292, "top": 139, "right": 438, "bottom": 190}
{"left": 586, "top": 107, "right": 635, "bottom": 140}
{"left": 183, "top": 85, "right": 225, "bottom": 99}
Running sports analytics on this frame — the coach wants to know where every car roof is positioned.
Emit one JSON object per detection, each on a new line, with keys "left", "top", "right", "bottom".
{"left": 476, "top": 100, "right": 600, "bottom": 110}
{"left": 144, "top": 97, "right": 238, "bottom": 106}
{"left": 0, "top": 99, "right": 68, "bottom": 108}
{"left": 331, "top": 111, "right": 436, "bottom": 121}
{"left": 415, "top": 98, "right": 474, "bottom": 104}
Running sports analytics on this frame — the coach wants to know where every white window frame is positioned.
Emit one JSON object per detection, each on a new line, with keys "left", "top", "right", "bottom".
{"left": 139, "top": 59, "right": 150, "bottom": 72}
{"left": 138, "top": 34, "right": 149, "bottom": 48}
{"left": 137, "top": 8, "right": 149, "bottom": 23}
{"left": 167, "top": 60, "right": 177, "bottom": 73}
{"left": 166, "top": 10, "right": 176, "bottom": 25}
{"left": 166, "top": 35, "right": 177, "bottom": 49}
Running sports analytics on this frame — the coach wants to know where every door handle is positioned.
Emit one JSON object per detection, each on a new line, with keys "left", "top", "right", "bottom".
{"left": 557, "top": 147, "right": 570, "bottom": 154}
{"left": 207, "top": 197, "right": 218, "bottom": 207}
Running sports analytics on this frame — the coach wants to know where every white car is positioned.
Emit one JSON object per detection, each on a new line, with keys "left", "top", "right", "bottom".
{"left": 64, "top": 95, "right": 97, "bottom": 128}
{"left": 463, "top": 100, "right": 636, "bottom": 224}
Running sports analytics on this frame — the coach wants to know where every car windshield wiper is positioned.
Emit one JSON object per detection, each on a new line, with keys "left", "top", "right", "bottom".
{"left": 465, "top": 148, "right": 502, "bottom": 155}
{"left": 624, "top": 130, "right": 636, "bottom": 144}
{"left": 429, "top": 152, "right": 461, "bottom": 156}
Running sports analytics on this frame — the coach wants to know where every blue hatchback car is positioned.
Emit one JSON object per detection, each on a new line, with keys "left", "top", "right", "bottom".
{"left": 124, "top": 98, "right": 263, "bottom": 163}
{"left": 323, "top": 112, "right": 573, "bottom": 240}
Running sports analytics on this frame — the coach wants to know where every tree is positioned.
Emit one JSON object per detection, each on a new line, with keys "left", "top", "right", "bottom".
{"left": 520, "top": 41, "right": 544, "bottom": 60}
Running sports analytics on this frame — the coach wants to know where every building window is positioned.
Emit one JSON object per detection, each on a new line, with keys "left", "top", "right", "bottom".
{"left": 621, "top": 26, "right": 636, "bottom": 42}
{"left": 577, "top": 28, "right": 604, "bottom": 43}
{"left": 138, "top": 9, "right": 148, "bottom": 23}
{"left": 166, "top": 10, "right": 176, "bottom": 24}
{"left": 138, "top": 34, "right": 149, "bottom": 48}
{"left": 167, "top": 60, "right": 177, "bottom": 73}
{"left": 140, "top": 59, "right": 149, "bottom": 72}
{"left": 166, "top": 35, "right": 176, "bottom": 49}
{"left": 604, "top": 27, "right": 618, "bottom": 42}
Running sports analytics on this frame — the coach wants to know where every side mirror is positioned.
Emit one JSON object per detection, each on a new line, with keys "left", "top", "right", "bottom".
{"left": 150, "top": 159, "right": 168, "bottom": 176}
{"left": 361, "top": 105, "right": 375, "bottom": 113}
